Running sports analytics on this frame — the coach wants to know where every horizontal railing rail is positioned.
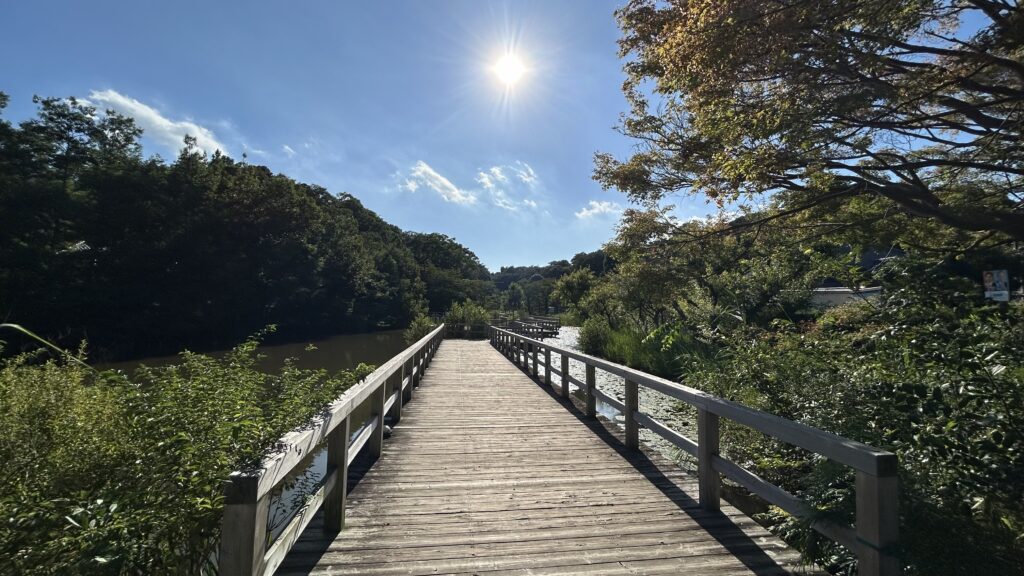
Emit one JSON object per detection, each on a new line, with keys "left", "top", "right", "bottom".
{"left": 488, "top": 326, "right": 899, "bottom": 576}
{"left": 219, "top": 324, "right": 446, "bottom": 576}
{"left": 443, "top": 323, "right": 488, "bottom": 339}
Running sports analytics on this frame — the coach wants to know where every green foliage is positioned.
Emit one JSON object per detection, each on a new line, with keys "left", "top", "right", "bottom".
{"left": 404, "top": 232, "right": 494, "bottom": 314}
{"left": 504, "top": 282, "right": 527, "bottom": 312}
{"left": 0, "top": 93, "right": 490, "bottom": 360}
{"left": 0, "top": 335, "right": 373, "bottom": 574}
{"left": 599, "top": 0, "right": 1024, "bottom": 241}
{"left": 443, "top": 300, "right": 490, "bottom": 328}
{"left": 552, "top": 268, "right": 596, "bottom": 309}
{"left": 585, "top": 250, "right": 1024, "bottom": 574}
{"left": 403, "top": 314, "right": 437, "bottom": 345}
{"left": 442, "top": 300, "right": 491, "bottom": 340}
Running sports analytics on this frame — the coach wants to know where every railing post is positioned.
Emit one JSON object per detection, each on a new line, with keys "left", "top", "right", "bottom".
{"left": 324, "top": 416, "right": 351, "bottom": 532}
{"left": 544, "top": 349, "right": 551, "bottom": 386}
{"left": 387, "top": 369, "right": 402, "bottom": 424}
{"left": 219, "top": 473, "right": 270, "bottom": 576}
{"left": 560, "top": 354, "right": 570, "bottom": 399}
{"left": 585, "top": 364, "right": 596, "bottom": 417}
{"left": 856, "top": 469, "right": 900, "bottom": 576}
{"left": 697, "top": 408, "right": 721, "bottom": 511}
{"left": 368, "top": 383, "right": 386, "bottom": 461}
{"left": 402, "top": 358, "right": 413, "bottom": 402}
{"left": 624, "top": 379, "right": 639, "bottom": 449}
{"left": 532, "top": 344, "right": 538, "bottom": 378}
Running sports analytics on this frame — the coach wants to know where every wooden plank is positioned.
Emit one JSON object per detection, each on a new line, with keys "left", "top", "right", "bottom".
{"left": 262, "top": 469, "right": 336, "bottom": 576}
{"left": 246, "top": 324, "right": 445, "bottom": 500}
{"left": 323, "top": 418, "right": 349, "bottom": 533}
{"left": 698, "top": 408, "right": 721, "bottom": 511}
{"left": 856, "top": 471, "right": 900, "bottom": 576}
{"left": 585, "top": 364, "right": 596, "bottom": 417}
{"left": 636, "top": 411, "right": 697, "bottom": 457}
{"left": 220, "top": 473, "right": 270, "bottom": 576}
{"left": 346, "top": 419, "right": 377, "bottom": 467}
{"left": 278, "top": 340, "right": 818, "bottom": 576}
{"left": 624, "top": 379, "right": 639, "bottom": 449}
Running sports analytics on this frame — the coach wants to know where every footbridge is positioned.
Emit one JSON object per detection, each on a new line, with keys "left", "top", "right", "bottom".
{"left": 218, "top": 324, "right": 898, "bottom": 575}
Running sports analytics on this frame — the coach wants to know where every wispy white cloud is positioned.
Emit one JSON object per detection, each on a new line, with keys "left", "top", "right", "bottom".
{"left": 575, "top": 200, "right": 623, "bottom": 219}
{"left": 512, "top": 161, "right": 537, "bottom": 187}
{"left": 282, "top": 144, "right": 297, "bottom": 158}
{"left": 475, "top": 161, "right": 543, "bottom": 212}
{"left": 490, "top": 188, "right": 518, "bottom": 211}
{"left": 403, "top": 161, "right": 477, "bottom": 205}
{"left": 489, "top": 166, "right": 508, "bottom": 183}
{"left": 88, "top": 89, "right": 227, "bottom": 156}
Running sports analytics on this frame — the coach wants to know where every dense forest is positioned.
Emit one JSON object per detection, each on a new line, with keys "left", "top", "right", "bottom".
{"left": 0, "top": 92, "right": 616, "bottom": 360}
{"left": 0, "top": 93, "right": 497, "bottom": 360}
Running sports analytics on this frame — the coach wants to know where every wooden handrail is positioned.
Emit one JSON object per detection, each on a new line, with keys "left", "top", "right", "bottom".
{"left": 489, "top": 326, "right": 899, "bottom": 576}
{"left": 219, "top": 323, "right": 446, "bottom": 576}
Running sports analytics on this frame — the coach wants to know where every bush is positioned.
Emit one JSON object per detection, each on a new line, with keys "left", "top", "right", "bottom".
{"left": 443, "top": 299, "right": 489, "bottom": 328}
{"left": 578, "top": 317, "right": 612, "bottom": 355}
{"left": 403, "top": 314, "right": 437, "bottom": 345}
{"left": 0, "top": 334, "right": 373, "bottom": 574}
{"left": 679, "top": 260, "right": 1024, "bottom": 574}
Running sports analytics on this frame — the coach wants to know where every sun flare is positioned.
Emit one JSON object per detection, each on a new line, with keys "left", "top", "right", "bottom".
{"left": 493, "top": 54, "right": 525, "bottom": 86}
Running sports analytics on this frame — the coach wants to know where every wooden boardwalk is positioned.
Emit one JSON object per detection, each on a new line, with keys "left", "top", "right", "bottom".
{"left": 276, "top": 340, "right": 816, "bottom": 575}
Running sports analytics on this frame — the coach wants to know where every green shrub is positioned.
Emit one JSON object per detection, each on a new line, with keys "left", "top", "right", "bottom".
{"left": 0, "top": 333, "right": 373, "bottom": 575}
{"left": 578, "top": 317, "right": 612, "bottom": 355}
{"left": 443, "top": 299, "right": 489, "bottom": 328}
{"left": 403, "top": 314, "right": 437, "bottom": 345}
{"left": 680, "top": 261, "right": 1024, "bottom": 574}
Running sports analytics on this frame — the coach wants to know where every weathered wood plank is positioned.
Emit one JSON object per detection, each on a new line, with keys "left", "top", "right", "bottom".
{"left": 277, "top": 339, "right": 819, "bottom": 576}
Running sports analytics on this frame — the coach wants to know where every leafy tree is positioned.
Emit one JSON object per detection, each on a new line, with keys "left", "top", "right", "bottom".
{"left": 405, "top": 232, "right": 493, "bottom": 313}
{"left": 0, "top": 93, "right": 485, "bottom": 360}
{"left": 504, "top": 282, "right": 526, "bottom": 312}
{"left": 571, "top": 249, "right": 615, "bottom": 276}
{"left": 552, "top": 268, "right": 597, "bottom": 308}
{"left": 596, "top": 0, "right": 1024, "bottom": 241}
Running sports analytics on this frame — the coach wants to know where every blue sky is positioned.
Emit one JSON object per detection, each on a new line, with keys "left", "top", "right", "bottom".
{"left": 1, "top": 0, "right": 714, "bottom": 270}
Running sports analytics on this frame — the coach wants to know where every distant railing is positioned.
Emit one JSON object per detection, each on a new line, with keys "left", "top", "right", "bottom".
{"left": 219, "top": 324, "right": 446, "bottom": 576}
{"left": 443, "top": 323, "right": 488, "bottom": 339}
{"left": 489, "top": 326, "right": 899, "bottom": 576}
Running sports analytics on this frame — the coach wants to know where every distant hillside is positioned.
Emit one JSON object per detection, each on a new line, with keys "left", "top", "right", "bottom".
{"left": 0, "top": 93, "right": 489, "bottom": 360}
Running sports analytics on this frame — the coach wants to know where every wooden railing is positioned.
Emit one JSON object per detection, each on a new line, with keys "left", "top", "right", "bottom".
{"left": 443, "top": 323, "right": 488, "bottom": 339}
{"left": 489, "top": 326, "right": 899, "bottom": 576}
{"left": 219, "top": 324, "right": 446, "bottom": 576}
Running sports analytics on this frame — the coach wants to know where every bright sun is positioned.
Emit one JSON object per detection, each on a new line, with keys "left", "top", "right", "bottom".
{"left": 493, "top": 54, "right": 525, "bottom": 86}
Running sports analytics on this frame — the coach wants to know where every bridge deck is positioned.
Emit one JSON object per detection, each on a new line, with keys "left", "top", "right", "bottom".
{"left": 277, "top": 340, "right": 816, "bottom": 575}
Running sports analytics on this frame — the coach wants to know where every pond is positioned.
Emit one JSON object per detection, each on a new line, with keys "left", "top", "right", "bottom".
{"left": 99, "top": 329, "right": 410, "bottom": 374}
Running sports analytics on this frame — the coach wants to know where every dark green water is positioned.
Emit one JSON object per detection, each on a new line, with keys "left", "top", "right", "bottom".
{"left": 99, "top": 329, "right": 409, "bottom": 374}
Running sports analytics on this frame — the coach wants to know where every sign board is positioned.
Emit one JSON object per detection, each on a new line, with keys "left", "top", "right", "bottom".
{"left": 983, "top": 269, "right": 1010, "bottom": 302}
